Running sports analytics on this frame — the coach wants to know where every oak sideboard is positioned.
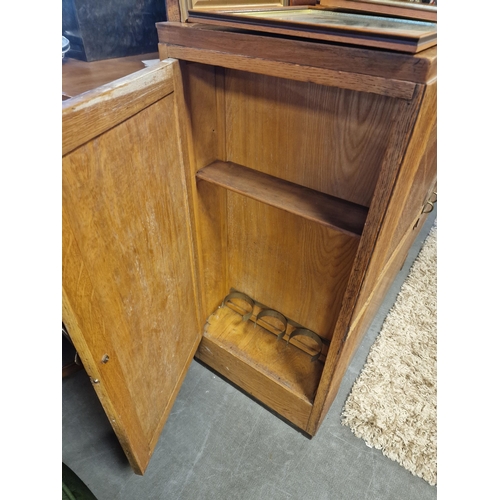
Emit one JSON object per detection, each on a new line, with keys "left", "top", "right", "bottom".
{"left": 63, "top": 0, "right": 437, "bottom": 474}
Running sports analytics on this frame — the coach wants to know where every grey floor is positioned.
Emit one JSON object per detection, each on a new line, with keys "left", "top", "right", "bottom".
{"left": 62, "top": 211, "right": 437, "bottom": 500}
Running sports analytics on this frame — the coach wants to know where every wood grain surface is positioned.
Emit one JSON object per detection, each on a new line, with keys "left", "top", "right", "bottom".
{"left": 165, "top": 58, "right": 435, "bottom": 438}
{"left": 196, "top": 305, "right": 323, "bottom": 430}
{"left": 197, "top": 161, "right": 369, "bottom": 236}
{"left": 62, "top": 12, "right": 439, "bottom": 469}
{"left": 225, "top": 193, "right": 360, "bottom": 340}
{"left": 222, "top": 297, "right": 328, "bottom": 361}
{"left": 351, "top": 80, "right": 437, "bottom": 321}
{"left": 164, "top": 45, "right": 416, "bottom": 99}
{"left": 62, "top": 210, "right": 150, "bottom": 474}
{"left": 172, "top": 61, "right": 229, "bottom": 321}
{"left": 158, "top": 23, "right": 437, "bottom": 84}
{"left": 223, "top": 69, "right": 399, "bottom": 207}
{"left": 63, "top": 60, "right": 201, "bottom": 474}
{"left": 62, "top": 53, "right": 159, "bottom": 97}
{"left": 183, "top": 13, "right": 435, "bottom": 54}
{"left": 62, "top": 62, "right": 174, "bottom": 156}
{"left": 319, "top": 0, "right": 437, "bottom": 22}
{"left": 306, "top": 83, "right": 428, "bottom": 435}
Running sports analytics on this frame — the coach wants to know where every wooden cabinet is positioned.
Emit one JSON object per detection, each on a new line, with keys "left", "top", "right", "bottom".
{"left": 63, "top": 4, "right": 437, "bottom": 475}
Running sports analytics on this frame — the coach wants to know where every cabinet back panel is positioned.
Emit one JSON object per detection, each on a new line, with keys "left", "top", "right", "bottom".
{"left": 224, "top": 70, "right": 399, "bottom": 207}
{"left": 226, "top": 192, "right": 360, "bottom": 340}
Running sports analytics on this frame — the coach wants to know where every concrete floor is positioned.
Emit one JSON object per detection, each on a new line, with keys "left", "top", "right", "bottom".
{"left": 62, "top": 212, "right": 437, "bottom": 500}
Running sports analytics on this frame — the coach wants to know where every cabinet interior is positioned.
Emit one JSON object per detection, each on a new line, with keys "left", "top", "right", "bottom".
{"left": 180, "top": 61, "right": 402, "bottom": 430}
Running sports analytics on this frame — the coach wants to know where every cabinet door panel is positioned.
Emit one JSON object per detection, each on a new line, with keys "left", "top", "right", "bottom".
{"left": 62, "top": 61, "right": 201, "bottom": 474}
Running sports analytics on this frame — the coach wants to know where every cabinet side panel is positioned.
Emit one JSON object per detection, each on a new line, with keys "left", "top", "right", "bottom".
{"left": 178, "top": 61, "right": 229, "bottom": 320}
{"left": 63, "top": 94, "right": 200, "bottom": 465}
{"left": 385, "top": 119, "right": 437, "bottom": 256}
{"left": 314, "top": 219, "right": 425, "bottom": 426}
{"left": 306, "top": 84, "right": 428, "bottom": 435}
{"left": 352, "top": 81, "right": 437, "bottom": 320}
{"left": 224, "top": 70, "right": 399, "bottom": 207}
{"left": 180, "top": 62, "right": 220, "bottom": 170}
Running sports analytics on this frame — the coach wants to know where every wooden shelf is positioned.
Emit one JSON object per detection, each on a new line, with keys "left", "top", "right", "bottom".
{"left": 196, "top": 305, "right": 324, "bottom": 430}
{"left": 196, "top": 161, "right": 368, "bottom": 237}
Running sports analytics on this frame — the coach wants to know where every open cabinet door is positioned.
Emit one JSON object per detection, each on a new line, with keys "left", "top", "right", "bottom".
{"left": 62, "top": 60, "right": 202, "bottom": 475}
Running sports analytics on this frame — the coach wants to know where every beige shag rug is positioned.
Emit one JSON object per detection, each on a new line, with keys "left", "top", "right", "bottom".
{"left": 342, "top": 222, "right": 437, "bottom": 486}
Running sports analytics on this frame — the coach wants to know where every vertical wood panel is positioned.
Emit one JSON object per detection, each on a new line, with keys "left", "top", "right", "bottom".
{"left": 63, "top": 67, "right": 201, "bottom": 473}
{"left": 351, "top": 81, "right": 437, "bottom": 320}
{"left": 226, "top": 193, "right": 360, "bottom": 340}
{"left": 62, "top": 211, "right": 150, "bottom": 475}
{"left": 178, "top": 62, "right": 229, "bottom": 319}
{"left": 224, "top": 70, "right": 399, "bottom": 207}
{"left": 307, "top": 84, "right": 427, "bottom": 435}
